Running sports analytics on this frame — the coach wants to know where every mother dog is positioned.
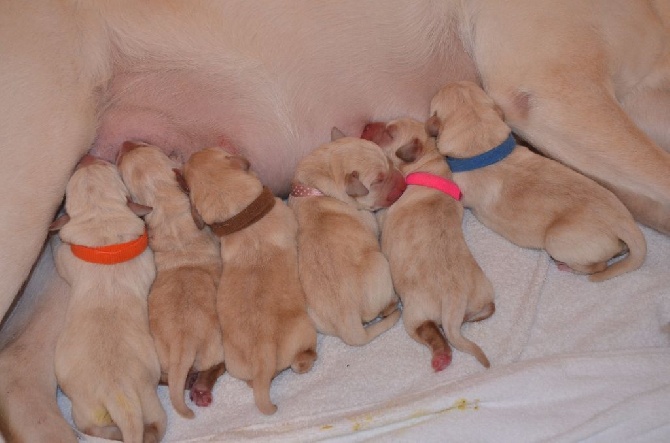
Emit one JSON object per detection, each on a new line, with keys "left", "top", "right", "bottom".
{"left": 1, "top": 0, "right": 669, "bottom": 440}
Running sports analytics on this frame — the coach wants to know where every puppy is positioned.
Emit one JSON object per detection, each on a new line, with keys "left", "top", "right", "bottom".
{"left": 117, "top": 142, "right": 225, "bottom": 419}
{"left": 363, "top": 118, "right": 494, "bottom": 370}
{"left": 50, "top": 155, "right": 166, "bottom": 443}
{"left": 428, "top": 81, "right": 647, "bottom": 281}
{"left": 182, "top": 147, "right": 317, "bottom": 415}
{"left": 288, "top": 130, "right": 406, "bottom": 346}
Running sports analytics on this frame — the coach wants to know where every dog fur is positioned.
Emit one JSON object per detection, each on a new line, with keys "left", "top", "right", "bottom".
{"left": 117, "top": 142, "right": 225, "bottom": 419}
{"left": 182, "top": 147, "right": 317, "bottom": 415}
{"left": 288, "top": 134, "right": 405, "bottom": 346}
{"left": 1, "top": 1, "right": 670, "bottom": 439}
{"left": 50, "top": 157, "right": 166, "bottom": 442}
{"left": 428, "top": 81, "right": 647, "bottom": 281}
{"left": 365, "top": 118, "right": 494, "bottom": 369}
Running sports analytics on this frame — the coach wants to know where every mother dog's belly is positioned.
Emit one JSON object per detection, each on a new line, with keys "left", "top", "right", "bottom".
{"left": 91, "top": 0, "right": 477, "bottom": 195}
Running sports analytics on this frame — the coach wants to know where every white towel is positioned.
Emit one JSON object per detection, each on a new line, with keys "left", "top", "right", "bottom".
{"left": 58, "top": 211, "right": 670, "bottom": 442}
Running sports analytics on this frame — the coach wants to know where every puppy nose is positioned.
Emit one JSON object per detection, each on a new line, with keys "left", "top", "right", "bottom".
{"left": 116, "top": 141, "right": 144, "bottom": 166}
{"left": 360, "top": 122, "right": 387, "bottom": 143}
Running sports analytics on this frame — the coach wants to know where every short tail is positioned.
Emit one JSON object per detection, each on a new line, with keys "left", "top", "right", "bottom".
{"left": 443, "top": 293, "right": 490, "bottom": 368}
{"left": 252, "top": 344, "right": 278, "bottom": 415}
{"left": 168, "top": 343, "right": 196, "bottom": 419}
{"left": 589, "top": 221, "right": 647, "bottom": 282}
{"left": 104, "top": 389, "right": 144, "bottom": 443}
{"left": 339, "top": 309, "right": 401, "bottom": 346}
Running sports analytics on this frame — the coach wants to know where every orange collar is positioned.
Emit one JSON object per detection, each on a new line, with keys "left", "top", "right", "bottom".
{"left": 70, "top": 229, "right": 149, "bottom": 265}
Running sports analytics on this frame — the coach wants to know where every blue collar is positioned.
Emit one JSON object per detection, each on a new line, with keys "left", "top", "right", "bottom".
{"left": 446, "top": 133, "right": 516, "bottom": 173}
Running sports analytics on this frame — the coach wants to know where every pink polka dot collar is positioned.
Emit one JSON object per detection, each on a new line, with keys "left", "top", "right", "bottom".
{"left": 290, "top": 182, "right": 324, "bottom": 197}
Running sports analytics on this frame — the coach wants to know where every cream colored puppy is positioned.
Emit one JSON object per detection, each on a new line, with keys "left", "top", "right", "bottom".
{"left": 288, "top": 131, "right": 406, "bottom": 346}
{"left": 363, "top": 118, "right": 494, "bottom": 370}
{"left": 117, "top": 142, "right": 225, "bottom": 419}
{"left": 428, "top": 81, "right": 647, "bottom": 281}
{"left": 50, "top": 156, "right": 165, "bottom": 443}
{"left": 182, "top": 147, "right": 317, "bottom": 416}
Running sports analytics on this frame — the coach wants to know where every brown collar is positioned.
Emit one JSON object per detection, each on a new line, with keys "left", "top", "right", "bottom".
{"left": 209, "top": 186, "right": 276, "bottom": 236}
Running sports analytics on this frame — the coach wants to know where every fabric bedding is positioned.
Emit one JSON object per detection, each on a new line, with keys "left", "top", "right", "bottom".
{"left": 58, "top": 211, "right": 670, "bottom": 442}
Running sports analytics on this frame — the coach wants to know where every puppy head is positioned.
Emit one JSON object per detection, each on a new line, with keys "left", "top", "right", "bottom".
{"left": 54, "top": 156, "right": 149, "bottom": 247}
{"left": 182, "top": 147, "right": 261, "bottom": 225}
{"left": 294, "top": 137, "right": 406, "bottom": 211}
{"left": 428, "top": 81, "right": 509, "bottom": 157}
{"left": 117, "top": 142, "right": 182, "bottom": 207}
{"left": 362, "top": 118, "right": 439, "bottom": 173}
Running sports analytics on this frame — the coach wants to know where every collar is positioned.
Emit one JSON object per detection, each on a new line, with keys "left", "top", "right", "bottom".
{"left": 210, "top": 186, "right": 276, "bottom": 236}
{"left": 405, "top": 172, "right": 462, "bottom": 200}
{"left": 70, "top": 229, "right": 149, "bottom": 265}
{"left": 446, "top": 132, "right": 516, "bottom": 173}
{"left": 290, "top": 182, "right": 324, "bottom": 197}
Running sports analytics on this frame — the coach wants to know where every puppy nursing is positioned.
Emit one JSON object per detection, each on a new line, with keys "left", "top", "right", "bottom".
{"left": 117, "top": 142, "right": 225, "bottom": 419}
{"left": 429, "top": 82, "right": 647, "bottom": 282}
{"left": 364, "top": 119, "right": 494, "bottom": 369}
{"left": 288, "top": 132, "right": 405, "bottom": 346}
{"left": 50, "top": 156, "right": 166, "bottom": 442}
{"left": 182, "top": 147, "right": 317, "bottom": 415}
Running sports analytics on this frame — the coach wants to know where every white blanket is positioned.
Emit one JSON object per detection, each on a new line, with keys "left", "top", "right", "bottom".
{"left": 59, "top": 211, "right": 670, "bottom": 442}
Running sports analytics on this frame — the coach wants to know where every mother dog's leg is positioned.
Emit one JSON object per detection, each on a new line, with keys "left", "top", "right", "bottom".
{"left": 0, "top": 2, "right": 108, "bottom": 320}
{"left": 468, "top": 0, "right": 670, "bottom": 234}
{"left": 0, "top": 244, "right": 75, "bottom": 442}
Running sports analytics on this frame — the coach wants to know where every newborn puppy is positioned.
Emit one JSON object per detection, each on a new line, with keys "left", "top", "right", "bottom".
{"left": 288, "top": 130, "right": 406, "bottom": 346}
{"left": 117, "top": 142, "right": 225, "bottom": 419}
{"left": 363, "top": 118, "right": 494, "bottom": 370}
{"left": 50, "top": 155, "right": 165, "bottom": 443}
{"left": 428, "top": 81, "right": 647, "bottom": 282}
{"left": 182, "top": 147, "right": 317, "bottom": 415}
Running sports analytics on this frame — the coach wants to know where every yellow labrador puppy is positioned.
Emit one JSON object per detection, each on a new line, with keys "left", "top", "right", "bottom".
{"left": 363, "top": 118, "right": 494, "bottom": 370}
{"left": 117, "top": 142, "right": 225, "bottom": 419}
{"left": 428, "top": 82, "right": 647, "bottom": 281}
{"left": 50, "top": 156, "right": 165, "bottom": 443}
{"left": 182, "top": 147, "right": 317, "bottom": 415}
{"left": 288, "top": 131, "right": 406, "bottom": 346}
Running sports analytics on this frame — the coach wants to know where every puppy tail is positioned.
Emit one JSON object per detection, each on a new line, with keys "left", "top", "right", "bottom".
{"left": 340, "top": 309, "right": 401, "bottom": 346}
{"left": 252, "top": 344, "right": 278, "bottom": 415}
{"left": 443, "top": 294, "right": 490, "bottom": 368}
{"left": 589, "top": 222, "right": 647, "bottom": 282}
{"left": 168, "top": 345, "right": 196, "bottom": 419}
{"left": 104, "top": 389, "right": 144, "bottom": 443}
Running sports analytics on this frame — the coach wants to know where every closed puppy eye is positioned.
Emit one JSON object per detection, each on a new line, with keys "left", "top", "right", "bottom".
{"left": 371, "top": 173, "right": 385, "bottom": 185}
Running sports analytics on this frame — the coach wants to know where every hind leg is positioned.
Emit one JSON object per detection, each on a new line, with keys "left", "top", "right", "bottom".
{"left": 0, "top": 3, "right": 103, "bottom": 320}
{"left": 475, "top": 4, "right": 670, "bottom": 233}
{"left": 413, "top": 320, "right": 452, "bottom": 372}
{"left": 190, "top": 362, "right": 226, "bottom": 407}
{"left": 140, "top": 386, "right": 167, "bottom": 443}
{"left": 291, "top": 348, "right": 317, "bottom": 374}
{"left": 0, "top": 246, "right": 76, "bottom": 443}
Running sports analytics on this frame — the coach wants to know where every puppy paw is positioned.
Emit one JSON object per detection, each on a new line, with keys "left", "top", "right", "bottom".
{"left": 189, "top": 388, "right": 213, "bottom": 407}
{"left": 291, "top": 349, "right": 317, "bottom": 374}
{"left": 431, "top": 350, "right": 452, "bottom": 372}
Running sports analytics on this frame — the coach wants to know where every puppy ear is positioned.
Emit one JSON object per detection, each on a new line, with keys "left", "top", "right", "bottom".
{"left": 425, "top": 113, "right": 441, "bottom": 137}
{"left": 190, "top": 203, "right": 206, "bottom": 230}
{"left": 345, "top": 171, "right": 370, "bottom": 197}
{"left": 493, "top": 103, "right": 505, "bottom": 120}
{"left": 395, "top": 138, "right": 421, "bottom": 163}
{"left": 173, "top": 168, "right": 190, "bottom": 194}
{"left": 229, "top": 155, "right": 251, "bottom": 171}
{"left": 49, "top": 213, "right": 70, "bottom": 232}
{"left": 331, "top": 127, "right": 346, "bottom": 141}
{"left": 127, "top": 198, "right": 153, "bottom": 217}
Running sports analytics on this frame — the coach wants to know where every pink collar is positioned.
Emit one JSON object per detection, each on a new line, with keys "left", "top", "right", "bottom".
{"left": 405, "top": 172, "right": 462, "bottom": 200}
{"left": 290, "top": 182, "right": 324, "bottom": 197}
